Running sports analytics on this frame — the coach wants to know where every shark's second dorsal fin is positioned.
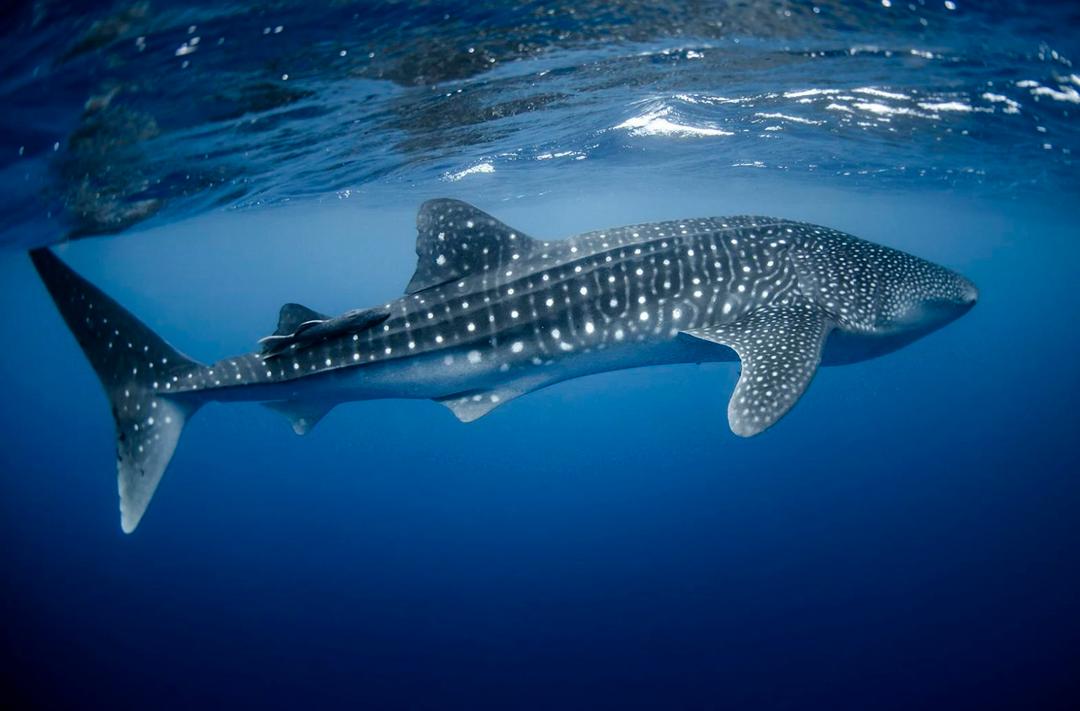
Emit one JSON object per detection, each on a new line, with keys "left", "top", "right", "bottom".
{"left": 259, "top": 303, "right": 390, "bottom": 357}
{"left": 274, "top": 303, "right": 329, "bottom": 337}
{"left": 406, "top": 199, "right": 539, "bottom": 294}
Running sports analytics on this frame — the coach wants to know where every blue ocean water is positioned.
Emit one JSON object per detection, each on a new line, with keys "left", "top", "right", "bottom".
{"left": 2, "top": 1, "right": 1079, "bottom": 708}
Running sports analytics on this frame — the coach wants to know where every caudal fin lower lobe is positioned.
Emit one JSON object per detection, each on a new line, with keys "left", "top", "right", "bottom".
{"left": 30, "top": 249, "right": 204, "bottom": 533}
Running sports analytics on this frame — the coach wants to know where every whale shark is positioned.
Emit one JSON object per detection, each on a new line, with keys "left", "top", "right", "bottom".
{"left": 31, "top": 199, "right": 977, "bottom": 532}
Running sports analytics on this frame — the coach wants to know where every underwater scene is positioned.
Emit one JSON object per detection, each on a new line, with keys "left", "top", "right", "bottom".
{"left": 1, "top": 1, "right": 1078, "bottom": 708}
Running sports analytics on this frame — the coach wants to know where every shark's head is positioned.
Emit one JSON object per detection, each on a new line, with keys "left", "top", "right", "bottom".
{"left": 798, "top": 232, "right": 978, "bottom": 343}
{"left": 867, "top": 252, "right": 978, "bottom": 339}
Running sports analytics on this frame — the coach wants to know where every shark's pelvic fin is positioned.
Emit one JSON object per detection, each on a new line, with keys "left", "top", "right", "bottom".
{"left": 437, "top": 387, "right": 523, "bottom": 423}
{"left": 683, "top": 302, "right": 832, "bottom": 437}
{"left": 262, "top": 399, "right": 336, "bottom": 435}
{"left": 407, "top": 199, "right": 540, "bottom": 294}
{"left": 260, "top": 304, "right": 390, "bottom": 357}
{"left": 30, "top": 249, "right": 205, "bottom": 533}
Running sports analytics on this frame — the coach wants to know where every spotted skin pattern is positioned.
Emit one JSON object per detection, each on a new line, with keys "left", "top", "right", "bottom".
{"left": 31, "top": 199, "right": 977, "bottom": 531}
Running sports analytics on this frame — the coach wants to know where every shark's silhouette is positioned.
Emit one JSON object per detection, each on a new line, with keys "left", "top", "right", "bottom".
{"left": 32, "top": 199, "right": 977, "bottom": 532}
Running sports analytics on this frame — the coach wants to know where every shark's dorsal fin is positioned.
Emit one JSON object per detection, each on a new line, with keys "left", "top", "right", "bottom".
{"left": 406, "top": 199, "right": 539, "bottom": 294}
{"left": 682, "top": 301, "right": 832, "bottom": 437}
{"left": 262, "top": 400, "right": 336, "bottom": 435}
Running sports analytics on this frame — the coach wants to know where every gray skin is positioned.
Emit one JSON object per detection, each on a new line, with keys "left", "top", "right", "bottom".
{"left": 32, "top": 199, "right": 977, "bottom": 532}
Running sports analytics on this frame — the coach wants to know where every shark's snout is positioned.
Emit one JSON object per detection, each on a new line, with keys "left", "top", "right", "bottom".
{"left": 933, "top": 274, "right": 979, "bottom": 325}
{"left": 961, "top": 279, "right": 979, "bottom": 306}
{"left": 941, "top": 274, "right": 978, "bottom": 320}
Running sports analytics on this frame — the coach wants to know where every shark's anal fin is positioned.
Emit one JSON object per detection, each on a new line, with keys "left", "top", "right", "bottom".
{"left": 683, "top": 302, "right": 832, "bottom": 437}
{"left": 262, "top": 400, "right": 336, "bottom": 435}
{"left": 437, "top": 388, "right": 521, "bottom": 423}
{"left": 407, "top": 199, "right": 539, "bottom": 294}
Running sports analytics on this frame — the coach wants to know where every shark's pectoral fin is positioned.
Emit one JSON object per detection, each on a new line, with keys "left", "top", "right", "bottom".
{"left": 262, "top": 400, "right": 337, "bottom": 435}
{"left": 683, "top": 302, "right": 832, "bottom": 437}
{"left": 437, "top": 388, "right": 522, "bottom": 423}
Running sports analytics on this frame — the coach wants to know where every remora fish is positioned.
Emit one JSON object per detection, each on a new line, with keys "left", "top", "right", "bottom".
{"left": 32, "top": 199, "right": 977, "bottom": 532}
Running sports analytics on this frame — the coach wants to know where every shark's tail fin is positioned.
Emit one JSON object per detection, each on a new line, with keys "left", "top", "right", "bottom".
{"left": 30, "top": 248, "right": 205, "bottom": 533}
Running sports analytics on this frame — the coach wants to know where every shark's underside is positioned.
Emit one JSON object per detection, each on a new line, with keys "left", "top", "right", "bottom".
{"left": 31, "top": 199, "right": 977, "bottom": 532}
